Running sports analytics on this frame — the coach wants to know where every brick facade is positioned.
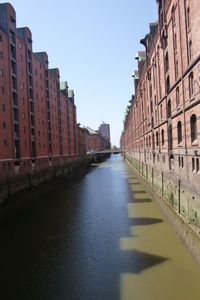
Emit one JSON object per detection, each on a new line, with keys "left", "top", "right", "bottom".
{"left": 121, "top": 0, "right": 200, "bottom": 232}
{"left": 0, "top": 3, "right": 79, "bottom": 179}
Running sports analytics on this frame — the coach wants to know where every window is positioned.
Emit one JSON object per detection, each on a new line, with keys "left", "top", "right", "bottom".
{"left": 169, "top": 154, "right": 174, "bottom": 170}
{"left": 4, "top": 139, "right": 7, "bottom": 147}
{"left": 166, "top": 76, "right": 170, "bottom": 94}
{"left": 1, "top": 86, "right": 5, "bottom": 95}
{"left": 181, "top": 157, "right": 184, "bottom": 168}
{"left": 2, "top": 104, "right": 5, "bottom": 111}
{"left": 177, "top": 121, "right": 182, "bottom": 144}
{"left": 167, "top": 99, "right": 171, "bottom": 118}
{"left": 160, "top": 104, "right": 163, "bottom": 119}
{"left": 168, "top": 124, "right": 173, "bottom": 150}
{"left": 176, "top": 87, "right": 180, "bottom": 108}
{"left": 188, "top": 40, "right": 192, "bottom": 63}
{"left": 192, "top": 158, "right": 195, "bottom": 172}
{"left": 161, "top": 129, "right": 165, "bottom": 146}
{"left": 0, "top": 51, "right": 3, "bottom": 59}
{"left": 172, "top": 6, "right": 176, "bottom": 27}
{"left": 179, "top": 156, "right": 181, "bottom": 168}
{"left": 0, "top": 69, "right": 3, "bottom": 76}
{"left": 156, "top": 131, "right": 159, "bottom": 147}
{"left": 174, "top": 33, "right": 177, "bottom": 51}
{"left": 190, "top": 114, "right": 197, "bottom": 143}
{"left": 175, "top": 58, "right": 178, "bottom": 79}
{"left": 3, "top": 122, "right": 6, "bottom": 129}
{"left": 165, "top": 52, "right": 169, "bottom": 72}
{"left": 186, "top": 6, "right": 190, "bottom": 31}
{"left": 189, "top": 72, "right": 194, "bottom": 98}
{"left": 196, "top": 158, "right": 199, "bottom": 173}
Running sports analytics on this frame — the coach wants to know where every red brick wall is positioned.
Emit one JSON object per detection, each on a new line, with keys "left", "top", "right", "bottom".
{"left": 121, "top": 0, "right": 200, "bottom": 196}
{"left": 0, "top": 30, "right": 14, "bottom": 178}
{"left": 32, "top": 55, "right": 49, "bottom": 171}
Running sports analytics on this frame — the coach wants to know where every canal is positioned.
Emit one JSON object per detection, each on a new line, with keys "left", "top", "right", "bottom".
{"left": 0, "top": 154, "right": 200, "bottom": 299}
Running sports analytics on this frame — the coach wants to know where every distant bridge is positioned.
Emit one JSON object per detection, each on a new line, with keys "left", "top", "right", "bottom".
{"left": 89, "top": 149, "right": 124, "bottom": 155}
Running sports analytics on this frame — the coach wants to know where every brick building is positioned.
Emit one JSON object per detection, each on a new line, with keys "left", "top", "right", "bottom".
{"left": 0, "top": 3, "right": 78, "bottom": 179}
{"left": 83, "top": 127, "right": 108, "bottom": 152}
{"left": 77, "top": 125, "right": 87, "bottom": 157}
{"left": 121, "top": 0, "right": 200, "bottom": 232}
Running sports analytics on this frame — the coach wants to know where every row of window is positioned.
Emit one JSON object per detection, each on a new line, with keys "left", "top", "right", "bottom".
{"left": 145, "top": 114, "right": 197, "bottom": 148}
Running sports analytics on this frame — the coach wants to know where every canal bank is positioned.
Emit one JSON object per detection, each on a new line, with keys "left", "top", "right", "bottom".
{"left": 0, "top": 154, "right": 200, "bottom": 300}
{"left": 0, "top": 153, "right": 111, "bottom": 209}
{"left": 125, "top": 155, "right": 200, "bottom": 267}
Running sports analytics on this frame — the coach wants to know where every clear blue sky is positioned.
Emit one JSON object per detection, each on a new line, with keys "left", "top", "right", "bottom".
{"left": 7, "top": 0, "right": 157, "bottom": 146}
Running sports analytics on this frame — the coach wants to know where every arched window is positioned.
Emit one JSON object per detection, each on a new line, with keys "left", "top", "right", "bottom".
{"left": 177, "top": 121, "right": 182, "bottom": 144}
{"left": 176, "top": 87, "right": 180, "bottom": 108}
{"left": 190, "top": 114, "right": 197, "bottom": 143}
{"left": 156, "top": 131, "right": 159, "bottom": 147}
{"left": 186, "top": 6, "right": 190, "bottom": 31}
{"left": 168, "top": 124, "right": 173, "bottom": 150}
{"left": 165, "top": 52, "right": 169, "bottom": 72}
{"left": 188, "top": 40, "right": 192, "bottom": 62}
{"left": 152, "top": 133, "right": 155, "bottom": 150}
{"left": 172, "top": 6, "right": 176, "bottom": 27}
{"left": 189, "top": 72, "right": 194, "bottom": 98}
{"left": 149, "top": 135, "right": 151, "bottom": 147}
{"left": 166, "top": 76, "right": 170, "bottom": 94}
{"left": 167, "top": 99, "right": 171, "bottom": 118}
{"left": 161, "top": 129, "right": 165, "bottom": 146}
{"left": 175, "top": 58, "right": 178, "bottom": 79}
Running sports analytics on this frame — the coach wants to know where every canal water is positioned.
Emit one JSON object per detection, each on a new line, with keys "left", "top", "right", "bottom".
{"left": 0, "top": 154, "right": 200, "bottom": 299}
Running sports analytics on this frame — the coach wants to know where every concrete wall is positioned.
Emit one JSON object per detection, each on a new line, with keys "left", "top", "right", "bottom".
{"left": 126, "top": 154, "right": 200, "bottom": 234}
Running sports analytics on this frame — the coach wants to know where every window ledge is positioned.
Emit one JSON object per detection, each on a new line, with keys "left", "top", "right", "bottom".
{"left": 189, "top": 96, "right": 195, "bottom": 102}
{"left": 191, "top": 140, "right": 198, "bottom": 146}
{"left": 178, "top": 142, "right": 183, "bottom": 147}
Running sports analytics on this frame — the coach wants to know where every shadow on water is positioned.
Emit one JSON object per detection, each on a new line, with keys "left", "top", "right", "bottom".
{"left": 131, "top": 217, "right": 163, "bottom": 226}
{"left": 121, "top": 249, "right": 169, "bottom": 274}
{"left": 131, "top": 190, "right": 147, "bottom": 194}
{"left": 131, "top": 198, "right": 152, "bottom": 203}
{"left": 0, "top": 155, "right": 168, "bottom": 300}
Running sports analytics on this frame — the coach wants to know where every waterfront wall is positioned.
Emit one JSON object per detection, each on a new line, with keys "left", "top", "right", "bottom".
{"left": 0, "top": 152, "right": 111, "bottom": 206}
{"left": 0, "top": 158, "right": 91, "bottom": 205}
{"left": 126, "top": 154, "right": 200, "bottom": 234}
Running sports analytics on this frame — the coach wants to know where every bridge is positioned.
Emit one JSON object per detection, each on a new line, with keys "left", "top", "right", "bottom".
{"left": 88, "top": 149, "right": 124, "bottom": 163}
{"left": 88, "top": 149, "right": 124, "bottom": 155}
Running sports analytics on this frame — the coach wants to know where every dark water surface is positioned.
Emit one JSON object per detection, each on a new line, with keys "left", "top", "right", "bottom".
{"left": 1, "top": 155, "right": 200, "bottom": 300}
{"left": 0, "top": 155, "right": 132, "bottom": 300}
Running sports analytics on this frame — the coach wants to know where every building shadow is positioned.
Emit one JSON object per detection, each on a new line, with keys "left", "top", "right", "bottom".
{"left": 120, "top": 248, "right": 169, "bottom": 274}
{"left": 128, "top": 182, "right": 141, "bottom": 185}
{"left": 131, "top": 190, "right": 146, "bottom": 194}
{"left": 131, "top": 217, "right": 163, "bottom": 226}
{"left": 131, "top": 198, "right": 152, "bottom": 203}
